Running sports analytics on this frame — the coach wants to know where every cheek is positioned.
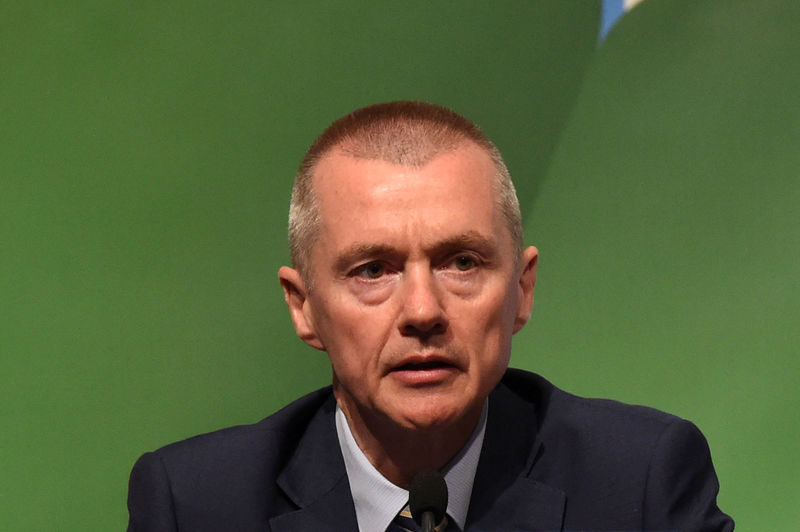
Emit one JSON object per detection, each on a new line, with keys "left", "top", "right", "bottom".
{"left": 461, "top": 282, "right": 519, "bottom": 329}
{"left": 313, "top": 295, "right": 391, "bottom": 368}
{"left": 456, "top": 286, "right": 518, "bottom": 360}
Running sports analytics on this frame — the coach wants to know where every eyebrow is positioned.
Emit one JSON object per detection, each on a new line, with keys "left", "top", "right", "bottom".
{"left": 333, "top": 231, "right": 498, "bottom": 274}
{"left": 434, "top": 231, "right": 497, "bottom": 256}
{"left": 333, "top": 243, "right": 401, "bottom": 275}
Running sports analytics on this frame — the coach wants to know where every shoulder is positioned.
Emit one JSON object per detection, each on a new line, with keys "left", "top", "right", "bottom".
{"left": 128, "top": 387, "right": 335, "bottom": 529}
{"left": 498, "top": 369, "right": 733, "bottom": 530}
{"left": 501, "top": 367, "right": 686, "bottom": 447}
{"left": 144, "top": 386, "right": 334, "bottom": 471}
{"left": 501, "top": 367, "right": 701, "bottom": 471}
{"left": 498, "top": 369, "right": 707, "bottom": 493}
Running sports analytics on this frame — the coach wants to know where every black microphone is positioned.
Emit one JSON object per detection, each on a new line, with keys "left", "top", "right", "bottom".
{"left": 409, "top": 470, "right": 448, "bottom": 532}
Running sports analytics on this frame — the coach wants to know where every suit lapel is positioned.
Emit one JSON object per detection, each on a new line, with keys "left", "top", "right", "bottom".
{"left": 270, "top": 395, "right": 359, "bottom": 532}
{"left": 269, "top": 374, "right": 566, "bottom": 531}
{"left": 466, "top": 380, "right": 566, "bottom": 531}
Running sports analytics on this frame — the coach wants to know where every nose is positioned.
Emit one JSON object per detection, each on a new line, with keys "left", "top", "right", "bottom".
{"left": 398, "top": 266, "right": 447, "bottom": 339}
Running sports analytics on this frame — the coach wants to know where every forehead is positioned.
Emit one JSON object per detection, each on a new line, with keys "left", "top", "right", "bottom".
{"left": 310, "top": 143, "right": 508, "bottom": 252}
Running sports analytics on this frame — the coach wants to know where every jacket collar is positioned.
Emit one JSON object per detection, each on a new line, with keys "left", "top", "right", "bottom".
{"left": 272, "top": 371, "right": 566, "bottom": 531}
{"left": 271, "top": 394, "right": 359, "bottom": 531}
{"left": 466, "top": 375, "right": 566, "bottom": 531}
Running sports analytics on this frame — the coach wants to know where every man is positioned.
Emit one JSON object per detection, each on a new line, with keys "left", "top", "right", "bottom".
{"left": 128, "top": 101, "right": 733, "bottom": 531}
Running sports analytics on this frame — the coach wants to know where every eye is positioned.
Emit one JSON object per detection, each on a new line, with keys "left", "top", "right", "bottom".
{"left": 451, "top": 255, "right": 478, "bottom": 271}
{"left": 355, "top": 261, "right": 387, "bottom": 279}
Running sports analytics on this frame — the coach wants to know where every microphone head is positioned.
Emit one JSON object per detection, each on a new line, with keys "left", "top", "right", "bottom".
{"left": 409, "top": 469, "right": 448, "bottom": 526}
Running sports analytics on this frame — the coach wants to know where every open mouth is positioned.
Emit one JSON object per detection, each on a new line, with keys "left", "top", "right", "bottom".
{"left": 389, "top": 358, "right": 457, "bottom": 385}
{"left": 394, "top": 360, "right": 453, "bottom": 371}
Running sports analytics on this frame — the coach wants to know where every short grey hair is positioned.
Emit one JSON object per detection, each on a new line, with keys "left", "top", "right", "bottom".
{"left": 289, "top": 101, "right": 522, "bottom": 286}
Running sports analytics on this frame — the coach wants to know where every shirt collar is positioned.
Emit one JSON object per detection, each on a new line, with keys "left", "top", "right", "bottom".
{"left": 335, "top": 401, "right": 488, "bottom": 532}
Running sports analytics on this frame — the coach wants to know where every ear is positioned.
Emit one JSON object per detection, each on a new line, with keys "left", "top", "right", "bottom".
{"left": 513, "top": 246, "right": 539, "bottom": 334}
{"left": 278, "top": 266, "right": 325, "bottom": 350}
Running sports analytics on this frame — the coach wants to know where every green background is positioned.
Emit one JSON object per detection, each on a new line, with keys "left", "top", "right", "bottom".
{"left": 1, "top": 1, "right": 797, "bottom": 529}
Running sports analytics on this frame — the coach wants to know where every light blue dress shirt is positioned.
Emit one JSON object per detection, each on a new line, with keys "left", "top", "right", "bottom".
{"left": 335, "top": 401, "right": 488, "bottom": 532}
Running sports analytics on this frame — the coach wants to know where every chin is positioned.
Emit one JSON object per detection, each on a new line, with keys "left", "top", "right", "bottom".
{"left": 390, "top": 397, "right": 477, "bottom": 432}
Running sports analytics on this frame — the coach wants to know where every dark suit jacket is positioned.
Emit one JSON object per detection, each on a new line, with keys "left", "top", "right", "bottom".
{"left": 128, "top": 368, "right": 734, "bottom": 531}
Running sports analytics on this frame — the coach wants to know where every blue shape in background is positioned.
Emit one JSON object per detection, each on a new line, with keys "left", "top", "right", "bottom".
{"left": 601, "top": 0, "right": 625, "bottom": 38}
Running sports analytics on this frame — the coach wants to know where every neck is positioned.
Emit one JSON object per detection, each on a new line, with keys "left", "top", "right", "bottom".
{"left": 336, "top": 396, "right": 483, "bottom": 489}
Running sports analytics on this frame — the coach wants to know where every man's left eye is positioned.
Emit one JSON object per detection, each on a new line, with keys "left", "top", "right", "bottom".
{"left": 451, "top": 255, "right": 477, "bottom": 271}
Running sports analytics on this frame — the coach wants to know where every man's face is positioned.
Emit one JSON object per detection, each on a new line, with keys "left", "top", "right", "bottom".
{"left": 281, "top": 142, "right": 537, "bottom": 434}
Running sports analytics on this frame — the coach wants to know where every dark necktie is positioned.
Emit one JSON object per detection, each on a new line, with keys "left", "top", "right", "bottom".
{"left": 386, "top": 505, "right": 453, "bottom": 532}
